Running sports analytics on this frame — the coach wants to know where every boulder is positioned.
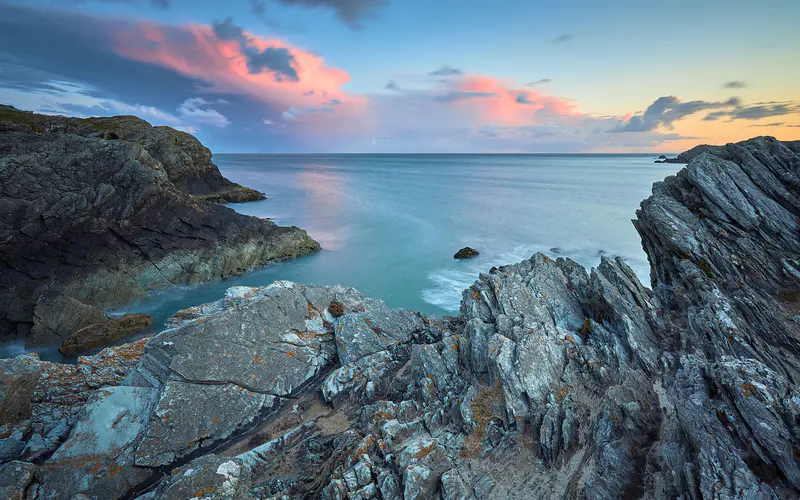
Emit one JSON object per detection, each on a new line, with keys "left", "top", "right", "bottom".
{"left": 453, "top": 247, "right": 479, "bottom": 259}
{"left": 59, "top": 313, "right": 152, "bottom": 356}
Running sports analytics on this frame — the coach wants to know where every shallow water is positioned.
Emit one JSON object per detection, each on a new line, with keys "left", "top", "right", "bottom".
{"left": 1, "top": 154, "right": 680, "bottom": 361}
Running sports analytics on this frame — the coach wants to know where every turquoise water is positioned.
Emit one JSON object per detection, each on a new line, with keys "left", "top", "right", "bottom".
{"left": 1, "top": 154, "right": 681, "bottom": 361}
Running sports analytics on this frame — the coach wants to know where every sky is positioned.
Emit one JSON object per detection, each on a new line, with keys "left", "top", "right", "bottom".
{"left": 0, "top": 0, "right": 798, "bottom": 153}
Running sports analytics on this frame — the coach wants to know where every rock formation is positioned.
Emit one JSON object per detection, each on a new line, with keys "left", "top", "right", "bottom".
{"left": 58, "top": 313, "right": 152, "bottom": 356}
{"left": 454, "top": 247, "right": 480, "bottom": 259}
{"left": 0, "top": 106, "right": 320, "bottom": 346}
{"left": 0, "top": 136, "right": 799, "bottom": 499}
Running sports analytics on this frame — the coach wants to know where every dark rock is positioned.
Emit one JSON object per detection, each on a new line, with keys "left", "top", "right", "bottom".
{"left": 58, "top": 313, "right": 152, "bottom": 356}
{"left": 453, "top": 247, "right": 479, "bottom": 259}
{"left": 0, "top": 106, "right": 320, "bottom": 345}
{"left": 657, "top": 155, "right": 667, "bottom": 159}
{"left": 328, "top": 300, "right": 346, "bottom": 318}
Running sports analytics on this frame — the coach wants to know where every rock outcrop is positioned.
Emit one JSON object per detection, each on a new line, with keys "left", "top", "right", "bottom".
{"left": 454, "top": 247, "right": 480, "bottom": 259}
{"left": 58, "top": 313, "right": 152, "bottom": 356}
{"left": 1, "top": 136, "right": 799, "bottom": 499}
{"left": 0, "top": 106, "right": 320, "bottom": 345}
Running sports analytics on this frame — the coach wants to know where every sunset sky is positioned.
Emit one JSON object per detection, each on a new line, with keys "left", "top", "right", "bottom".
{"left": 1, "top": 0, "right": 798, "bottom": 152}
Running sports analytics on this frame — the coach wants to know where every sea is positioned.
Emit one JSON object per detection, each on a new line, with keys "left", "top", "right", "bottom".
{"left": 1, "top": 154, "right": 681, "bottom": 361}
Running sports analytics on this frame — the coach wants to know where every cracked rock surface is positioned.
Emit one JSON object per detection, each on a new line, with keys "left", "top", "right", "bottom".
{"left": 1, "top": 136, "right": 799, "bottom": 499}
{"left": 0, "top": 105, "right": 320, "bottom": 345}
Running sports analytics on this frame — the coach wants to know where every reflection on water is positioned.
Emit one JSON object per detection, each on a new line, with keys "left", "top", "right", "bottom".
{"left": 2, "top": 154, "right": 681, "bottom": 362}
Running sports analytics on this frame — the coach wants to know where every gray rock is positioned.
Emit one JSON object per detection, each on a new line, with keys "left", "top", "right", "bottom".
{"left": 0, "top": 438, "right": 25, "bottom": 463}
{"left": 34, "top": 386, "right": 158, "bottom": 499}
{"left": 0, "top": 461, "right": 37, "bottom": 500}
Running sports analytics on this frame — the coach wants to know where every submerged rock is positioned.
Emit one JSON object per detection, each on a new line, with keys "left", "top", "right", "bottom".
{"left": 453, "top": 247, "right": 479, "bottom": 259}
{"left": 59, "top": 313, "right": 152, "bottom": 356}
{"left": 1, "top": 136, "right": 799, "bottom": 498}
{"left": 0, "top": 106, "right": 320, "bottom": 346}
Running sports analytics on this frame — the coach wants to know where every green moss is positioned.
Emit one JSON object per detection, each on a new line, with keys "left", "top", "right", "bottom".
{"left": 0, "top": 107, "right": 39, "bottom": 127}
{"left": 577, "top": 317, "right": 592, "bottom": 342}
{"left": 696, "top": 258, "right": 715, "bottom": 278}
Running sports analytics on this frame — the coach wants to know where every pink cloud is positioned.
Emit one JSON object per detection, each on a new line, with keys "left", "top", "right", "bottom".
{"left": 451, "top": 75, "right": 580, "bottom": 127}
{"left": 112, "top": 21, "right": 367, "bottom": 135}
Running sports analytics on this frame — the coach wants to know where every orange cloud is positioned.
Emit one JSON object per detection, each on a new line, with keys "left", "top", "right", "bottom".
{"left": 112, "top": 21, "right": 366, "bottom": 134}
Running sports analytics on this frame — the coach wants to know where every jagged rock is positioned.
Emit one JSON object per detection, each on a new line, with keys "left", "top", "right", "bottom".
{"left": 454, "top": 247, "right": 479, "bottom": 259}
{"left": 59, "top": 313, "right": 152, "bottom": 356}
{"left": 1, "top": 136, "right": 798, "bottom": 499}
{"left": 0, "top": 106, "right": 319, "bottom": 345}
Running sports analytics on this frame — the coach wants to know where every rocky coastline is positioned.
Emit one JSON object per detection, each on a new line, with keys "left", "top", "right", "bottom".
{"left": 1, "top": 136, "right": 799, "bottom": 499}
{"left": 0, "top": 106, "right": 320, "bottom": 348}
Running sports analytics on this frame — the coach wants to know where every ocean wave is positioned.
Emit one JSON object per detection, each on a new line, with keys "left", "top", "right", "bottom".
{"left": 421, "top": 243, "right": 652, "bottom": 313}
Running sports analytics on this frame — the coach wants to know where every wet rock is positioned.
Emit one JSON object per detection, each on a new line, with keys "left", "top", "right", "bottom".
{"left": 29, "top": 293, "right": 107, "bottom": 346}
{"left": 59, "top": 313, "right": 152, "bottom": 356}
{"left": 453, "top": 247, "right": 479, "bottom": 259}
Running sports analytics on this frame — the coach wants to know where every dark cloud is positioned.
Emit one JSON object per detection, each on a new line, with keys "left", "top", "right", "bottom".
{"left": 552, "top": 34, "right": 574, "bottom": 43}
{"left": 516, "top": 93, "right": 533, "bottom": 104}
{"left": 385, "top": 80, "right": 399, "bottom": 90}
{"left": 748, "top": 122, "right": 784, "bottom": 127}
{"left": 525, "top": 79, "right": 551, "bottom": 86}
{"left": 723, "top": 81, "right": 748, "bottom": 89}
{"left": 429, "top": 65, "right": 462, "bottom": 77}
{"left": 614, "top": 96, "right": 741, "bottom": 132}
{"left": 275, "top": 0, "right": 385, "bottom": 27}
{"left": 728, "top": 103, "right": 796, "bottom": 120}
{"left": 211, "top": 18, "right": 298, "bottom": 81}
{"left": 704, "top": 101, "right": 797, "bottom": 121}
{"left": 433, "top": 91, "right": 496, "bottom": 102}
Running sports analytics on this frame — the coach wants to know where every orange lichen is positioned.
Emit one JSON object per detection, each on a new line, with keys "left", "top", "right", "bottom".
{"left": 411, "top": 441, "right": 437, "bottom": 459}
{"left": 461, "top": 384, "right": 504, "bottom": 458}
{"left": 740, "top": 383, "right": 758, "bottom": 397}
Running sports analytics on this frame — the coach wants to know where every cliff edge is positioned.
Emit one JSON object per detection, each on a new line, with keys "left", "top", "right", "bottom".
{"left": 0, "top": 106, "right": 320, "bottom": 345}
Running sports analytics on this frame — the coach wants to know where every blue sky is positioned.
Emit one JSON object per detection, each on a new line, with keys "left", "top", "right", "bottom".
{"left": 1, "top": 0, "right": 798, "bottom": 152}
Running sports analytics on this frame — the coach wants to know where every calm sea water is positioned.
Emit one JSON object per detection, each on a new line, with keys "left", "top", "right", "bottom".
{"left": 2, "top": 154, "right": 681, "bottom": 361}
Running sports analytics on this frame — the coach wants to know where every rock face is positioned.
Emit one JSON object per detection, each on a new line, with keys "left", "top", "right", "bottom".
{"left": 1, "top": 136, "right": 799, "bottom": 499}
{"left": 58, "top": 313, "right": 152, "bottom": 356}
{"left": 0, "top": 105, "right": 320, "bottom": 345}
{"left": 454, "top": 247, "right": 480, "bottom": 259}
